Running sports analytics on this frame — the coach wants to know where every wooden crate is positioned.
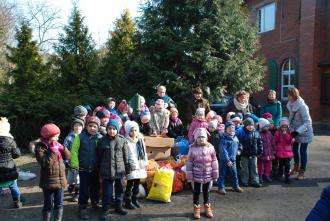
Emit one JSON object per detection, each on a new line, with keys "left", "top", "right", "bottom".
{"left": 144, "top": 136, "right": 174, "bottom": 161}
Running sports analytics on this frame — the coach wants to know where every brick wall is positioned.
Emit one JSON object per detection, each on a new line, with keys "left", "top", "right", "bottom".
{"left": 245, "top": 0, "right": 330, "bottom": 123}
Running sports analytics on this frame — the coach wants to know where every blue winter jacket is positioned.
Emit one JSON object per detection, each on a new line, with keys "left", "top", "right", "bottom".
{"left": 219, "top": 133, "right": 241, "bottom": 163}
{"left": 236, "top": 127, "right": 263, "bottom": 157}
{"left": 71, "top": 129, "right": 103, "bottom": 172}
{"left": 306, "top": 186, "right": 330, "bottom": 221}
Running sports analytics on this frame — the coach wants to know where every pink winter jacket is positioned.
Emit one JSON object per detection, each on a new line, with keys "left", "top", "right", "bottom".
{"left": 188, "top": 118, "right": 208, "bottom": 143}
{"left": 186, "top": 143, "right": 219, "bottom": 184}
{"left": 273, "top": 130, "right": 295, "bottom": 159}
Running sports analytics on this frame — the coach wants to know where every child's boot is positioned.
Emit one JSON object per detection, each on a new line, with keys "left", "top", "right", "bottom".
{"left": 193, "top": 204, "right": 201, "bottom": 219}
{"left": 285, "top": 174, "right": 291, "bottom": 184}
{"left": 115, "top": 202, "right": 128, "bottom": 215}
{"left": 204, "top": 203, "right": 214, "bottom": 218}
{"left": 124, "top": 197, "right": 136, "bottom": 210}
{"left": 259, "top": 175, "right": 264, "bottom": 184}
{"left": 297, "top": 170, "right": 305, "bottom": 180}
{"left": 53, "top": 208, "right": 63, "bottom": 221}
{"left": 99, "top": 206, "right": 110, "bottom": 220}
{"left": 14, "top": 198, "right": 22, "bottom": 208}
{"left": 290, "top": 164, "right": 299, "bottom": 175}
{"left": 79, "top": 206, "right": 90, "bottom": 220}
{"left": 132, "top": 195, "right": 141, "bottom": 208}
{"left": 42, "top": 211, "right": 52, "bottom": 221}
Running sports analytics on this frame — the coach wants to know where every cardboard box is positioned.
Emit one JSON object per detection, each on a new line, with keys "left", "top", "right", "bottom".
{"left": 144, "top": 136, "right": 174, "bottom": 161}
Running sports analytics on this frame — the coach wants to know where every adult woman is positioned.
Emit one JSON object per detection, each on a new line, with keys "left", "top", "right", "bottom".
{"left": 190, "top": 87, "right": 210, "bottom": 119}
{"left": 260, "top": 90, "right": 282, "bottom": 128}
{"left": 286, "top": 87, "right": 313, "bottom": 179}
{"left": 224, "top": 90, "right": 254, "bottom": 120}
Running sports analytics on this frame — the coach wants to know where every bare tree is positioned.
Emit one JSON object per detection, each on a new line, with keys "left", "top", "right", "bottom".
{"left": 22, "top": 0, "right": 62, "bottom": 52}
{"left": 0, "top": 0, "right": 15, "bottom": 82}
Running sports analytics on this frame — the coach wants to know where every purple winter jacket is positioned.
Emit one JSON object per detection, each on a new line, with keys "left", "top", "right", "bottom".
{"left": 186, "top": 143, "right": 219, "bottom": 184}
{"left": 259, "top": 130, "right": 275, "bottom": 161}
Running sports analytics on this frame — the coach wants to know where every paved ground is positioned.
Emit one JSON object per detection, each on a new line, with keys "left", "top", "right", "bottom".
{"left": 1, "top": 136, "right": 329, "bottom": 221}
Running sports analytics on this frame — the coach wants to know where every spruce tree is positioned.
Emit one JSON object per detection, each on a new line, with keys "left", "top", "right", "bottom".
{"left": 132, "top": 0, "right": 264, "bottom": 100}
{"left": 100, "top": 9, "right": 136, "bottom": 98}
{"left": 54, "top": 4, "right": 100, "bottom": 102}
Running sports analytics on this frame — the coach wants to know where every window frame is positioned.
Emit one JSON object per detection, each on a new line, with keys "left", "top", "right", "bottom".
{"left": 257, "top": 2, "right": 276, "bottom": 33}
{"left": 281, "top": 59, "right": 295, "bottom": 100}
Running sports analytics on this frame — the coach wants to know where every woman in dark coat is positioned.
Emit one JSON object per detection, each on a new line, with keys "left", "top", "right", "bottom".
{"left": 224, "top": 90, "right": 254, "bottom": 120}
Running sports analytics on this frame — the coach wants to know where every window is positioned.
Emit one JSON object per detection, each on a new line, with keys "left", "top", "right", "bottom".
{"left": 281, "top": 59, "right": 295, "bottom": 100}
{"left": 258, "top": 2, "right": 276, "bottom": 33}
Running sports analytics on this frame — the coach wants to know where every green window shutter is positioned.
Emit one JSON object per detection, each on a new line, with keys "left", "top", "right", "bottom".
{"left": 268, "top": 60, "right": 278, "bottom": 91}
{"left": 294, "top": 58, "right": 300, "bottom": 88}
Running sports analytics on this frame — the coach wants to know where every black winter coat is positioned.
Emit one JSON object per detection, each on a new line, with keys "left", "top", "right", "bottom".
{"left": 236, "top": 128, "right": 263, "bottom": 157}
{"left": 167, "top": 118, "right": 185, "bottom": 139}
{"left": 97, "top": 134, "right": 130, "bottom": 180}
{"left": 0, "top": 136, "right": 21, "bottom": 182}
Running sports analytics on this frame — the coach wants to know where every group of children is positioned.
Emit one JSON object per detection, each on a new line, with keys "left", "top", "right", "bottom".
{"left": 0, "top": 92, "right": 297, "bottom": 220}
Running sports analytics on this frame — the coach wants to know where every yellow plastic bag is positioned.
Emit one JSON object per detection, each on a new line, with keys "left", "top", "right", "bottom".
{"left": 147, "top": 168, "right": 174, "bottom": 202}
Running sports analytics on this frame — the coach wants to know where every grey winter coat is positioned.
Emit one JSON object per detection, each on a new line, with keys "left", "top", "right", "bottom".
{"left": 287, "top": 97, "right": 313, "bottom": 144}
{"left": 97, "top": 134, "right": 130, "bottom": 180}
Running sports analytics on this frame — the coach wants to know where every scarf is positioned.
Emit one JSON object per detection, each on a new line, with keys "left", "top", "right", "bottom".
{"left": 42, "top": 139, "right": 64, "bottom": 160}
{"left": 171, "top": 116, "right": 178, "bottom": 123}
{"left": 136, "top": 138, "right": 146, "bottom": 160}
{"left": 233, "top": 98, "right": 248, "bottom": 111}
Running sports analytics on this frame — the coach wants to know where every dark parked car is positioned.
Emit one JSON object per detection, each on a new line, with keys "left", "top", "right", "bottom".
{"left": 210, "top": 95, "right": 233, "bottom": 116}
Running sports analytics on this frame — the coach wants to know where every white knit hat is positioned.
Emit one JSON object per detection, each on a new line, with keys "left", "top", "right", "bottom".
{"left": 124, "top": 120, "right": 140, "bottom": 137}
{"left": 195, "top": 107, "right": 205, "bottom": 116}
{"left": 0, "top": 117, "right": 13, "bottom": 138}
{"left": 258, "top": 118, "right": 270, "bottom": 129}
{"left": 208, "top": 120, "right": 218, "bottom": 130}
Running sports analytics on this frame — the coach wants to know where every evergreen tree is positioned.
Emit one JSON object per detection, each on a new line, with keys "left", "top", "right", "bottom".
{"left": 6, "top": 21, "right": 46, "bottom": 90}
{"left": 132, "top": 0, "right": 264, "bottom": 101}
{"left": 0, "top": 21, "right": 50, "bottom": 146}
{"left": 54, "top": 4, "right": 100, "bottom": 102}
{"left": 100, "top": 9, "right": 136, "bottom": 98}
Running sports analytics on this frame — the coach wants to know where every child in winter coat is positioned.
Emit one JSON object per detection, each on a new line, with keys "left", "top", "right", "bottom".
{"left": 217, "top": 121, "right": 243, "bottom": 195}
{"left": 123, "top": 121, "right": 148, "bottom": 210}
{"left": 74, "top": 105, "right": 88, "bottom": 122}
{"left": 236, "top": 118, "right": 263, "bottom": 188}
{"left": 188, "top": 108, "right": 208, "bottom": 143}
{"left": 95, "top": 109, "right": 111, "bottom": 135}
{"left": 35, "top": 123, "right": 71, "bottom": 221}
{"left": 273, "top": 117, "right": 295, "bottom": 184}
{"left": 186, "top": 128, "right": 219, "bottom": 219}
{"left": 208, "top": 120, "right": 221, "bottom": 159}
{"left": 139, "top": 110, "right": 152, "bottom": 136}
{"left": 257, "top": 118, "right": 275, "bottom": 183}
{"left": 70, "top": 116, "right": 103, "bottom": 220}
{"left": 167, "top": 107, "right": 185, "bottom": 138}
{"left": 105, "top": 97, "right": 120, "bottom": 116}
{"left": 0, "top": 117, "right": 22, "bottom": 208}
{"left": 63, "top": 118, "right": 84, "bottom": 202}
{"left": 98, "top": 119, "right": 130, "bottom": 219}
{"left": 149, "top": 99, "right": 169, "bottom": 136}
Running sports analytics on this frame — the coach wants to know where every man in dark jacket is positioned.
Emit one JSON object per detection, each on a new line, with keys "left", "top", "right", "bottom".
{"left": 236, "top": 118, "right": 263, "bottom": 188}
{"left": 98, "top": 119, "right": 131, "bottom": 220}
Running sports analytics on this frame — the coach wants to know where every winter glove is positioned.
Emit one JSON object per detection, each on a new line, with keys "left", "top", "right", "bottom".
{"left": 291, "top": 131, "right": 299, "bottom": 138}
{"left": 227, "top": 161, "right": 233, "bottom": 168}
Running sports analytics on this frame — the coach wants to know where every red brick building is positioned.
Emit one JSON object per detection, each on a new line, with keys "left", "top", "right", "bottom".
{"left": 244, "top": 0, "right": 330, "bottom": 125}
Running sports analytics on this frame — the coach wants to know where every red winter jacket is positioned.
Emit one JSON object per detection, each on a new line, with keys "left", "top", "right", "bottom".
{"left": 273, "top": 130, "right": 295, "bottom": 159}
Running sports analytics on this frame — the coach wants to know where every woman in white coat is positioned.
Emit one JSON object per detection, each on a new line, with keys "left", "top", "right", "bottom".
{"left": 124, "top": 121, "right": 148, "bottom": 209}
{"left": 286, "top": 87, "right": 314, "bottom": 180}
